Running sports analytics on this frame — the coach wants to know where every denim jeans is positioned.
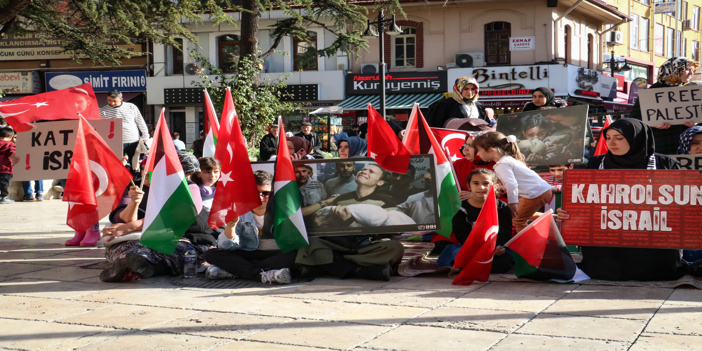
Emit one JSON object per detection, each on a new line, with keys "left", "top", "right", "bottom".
{"left": 22, "top": 180, "right": 44, "bottom": 196}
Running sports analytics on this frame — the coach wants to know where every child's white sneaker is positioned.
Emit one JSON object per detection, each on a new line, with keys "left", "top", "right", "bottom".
{"left": 260, "top": 268, "right": 291, "bottom": 284}
{"left": 205, "top": 265, "right": 234, "bottom": 280}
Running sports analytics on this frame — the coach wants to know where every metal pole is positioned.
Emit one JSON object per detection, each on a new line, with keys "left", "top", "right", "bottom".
{"left": 378, "top": 10, "right": 386, "bottom": 119}
{"left": 611, "top": 50, "right": 616, "bottom": 76}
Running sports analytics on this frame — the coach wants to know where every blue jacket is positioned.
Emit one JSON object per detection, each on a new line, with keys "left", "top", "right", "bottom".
{"left": 216, "top": 211, "right": 260, "bottom": 251}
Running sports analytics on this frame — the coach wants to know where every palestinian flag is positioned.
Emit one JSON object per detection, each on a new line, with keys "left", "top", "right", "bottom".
{"left": 140, "top": 108, "right": 198, "bottom": 254}
{"left": 505, "top": 210, "right": 589, "bottom": 282}
{"left": 202, "top": 89, "right": 220, "bottom": 158}
{"left": 272, "top": 117, "right": 309, "bottom": 252}
{"left": 403, "top": 103, "right": 461, "bottom": 238}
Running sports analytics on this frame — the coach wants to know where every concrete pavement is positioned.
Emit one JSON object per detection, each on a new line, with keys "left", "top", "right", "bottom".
{"left": 1, "top": 199, "right": 701, "bottom": 350}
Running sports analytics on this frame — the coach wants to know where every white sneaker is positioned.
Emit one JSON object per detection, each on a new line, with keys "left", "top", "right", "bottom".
{"left": 53, "top": 185, "right": 64, "bottom": 192}
{"left": 205, "top": 265, "right": 234, "bottom": 280}
{"left": 260, "top": 268, "right": 291, "bottom": 284}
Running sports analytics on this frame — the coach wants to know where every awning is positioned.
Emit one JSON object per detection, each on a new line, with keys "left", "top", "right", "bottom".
{"left": 334, "top": 93, "right": 444, "bottom": 111}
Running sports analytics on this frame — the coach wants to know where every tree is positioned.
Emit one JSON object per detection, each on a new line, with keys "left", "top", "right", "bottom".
{"left": 0, "top": 0, "right": 402, "bottom": 66}
{"left": 190, "top": 51, "right": 301, "bottom": 154}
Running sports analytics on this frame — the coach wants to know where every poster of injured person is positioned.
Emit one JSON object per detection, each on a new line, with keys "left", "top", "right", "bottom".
{"left": 495, "top": 105, "right": 589, "bottom": 166}
{"left": 255, "top": 155, "right": 440, "bottom": 236}
{"left": 561, "top": 169, "right": 702, "bottom": 249}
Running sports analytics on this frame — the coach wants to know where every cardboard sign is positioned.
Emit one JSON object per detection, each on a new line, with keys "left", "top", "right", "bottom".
{"left": 496, "top": 105, "right": 589, "bottom": 166}
{"left": 256, "top": 155, "right": 440, "bottom": 236}
{"left": 673, "top": 155, "right": 702, "bottom": 170}
{"left": 637, "top": 85, "right": 702, "bottom": 126}
{"left": 561, "top": 169, "right": 702, "bottom": 249}
{"left": 13, "top": 119, "right": 123, "bottom": 181}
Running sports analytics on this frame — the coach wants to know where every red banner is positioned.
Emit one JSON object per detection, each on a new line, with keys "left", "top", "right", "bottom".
{"left": 561, "top": 169, "right": 702, "bottom": 249}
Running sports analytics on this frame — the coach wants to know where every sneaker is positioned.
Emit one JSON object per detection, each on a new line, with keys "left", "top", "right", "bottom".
{"left": 260, "top": 268, "right": 291, "bottom": 284}
{"left": 23, "top": 194, "right": 35, "bottom": 202}
{"left": 53, "top": 185, "right": 64, "bottom": 192}
{"left": 0, "top": 197, "right": 14, "bottom": 204}
{"left": 206, "top": 265, "right": 235, "bottom": 280}
{"left": 35, "top": 193, "right": 44, "bottom": 202}
{"left": 357, "top": 264, "right": 391, "bottom": 281}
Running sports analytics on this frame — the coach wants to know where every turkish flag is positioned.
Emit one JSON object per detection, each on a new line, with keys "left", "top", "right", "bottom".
{"left": 366, "top": 103, "right": 411, "bottom": 174}
{"left": 452, "top": 185, "right": 499, "bottom": 286}
{"left": 430, "top": 128, "right": 470, "bottom": 162}
{"left": 0, "top": 83, "right": 100, "bottom": 133}
{"left": 207, "top": 87, "right": 261, "bottom": 229}
{"left": 594, "top": 116, "right": 612, "bottom": 156}
{"left": 64, "top": 116, "right": 132, "bottom": 233}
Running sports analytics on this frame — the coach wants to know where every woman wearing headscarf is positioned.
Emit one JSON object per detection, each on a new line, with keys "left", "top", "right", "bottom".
{"left": 557, "top": 118, "right": 699, "bottom": 280}
{"left": 269, "top": 136, "right": 316, "bottom": 160}
{"left": 629, "top": 57, "right": 700, "bottom": 155}
{"left": 427, "top": 77, "right": 490, "bottom": 128}
{"left": 678, "top": 126, "right": 702, "bottom": 263}
{"left": 335, "top": 133, "right": 367, "bottom": 158}
{"left": 522, "top": 87, "right": 567, "bottom": 111}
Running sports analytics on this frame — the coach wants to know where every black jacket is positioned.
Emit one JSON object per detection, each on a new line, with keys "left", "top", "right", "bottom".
{"left": 259, "top": 133, "right": 278, "bottom": 161}
{"left": 427, "top": 97, "right": 489, "bottom": 128}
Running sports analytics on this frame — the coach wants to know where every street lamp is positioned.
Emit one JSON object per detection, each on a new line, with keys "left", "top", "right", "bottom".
{"left": 608, "top": 50, "right": 631, "bottom": 75}
{"left": 363, "top": 10, "right": 402, "bottom": 119}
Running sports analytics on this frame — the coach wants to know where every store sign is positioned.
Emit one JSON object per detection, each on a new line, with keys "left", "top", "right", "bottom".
{"left": 347, "top": 71, "right": 447, "bottom": 95}
{"left": 448, "top": 65, "right": 556, "bottom": 96}
{"left": 654, "top": 1, "right": 676, "bottom": 14}
{"left": 0, "top": 71, "right": 40, "bottom": 94}
{"left": 46, "top": 70, "right": 147, "bottom": 92}
{"left": 0, "top": 33, "right": 142, "bottom": 60}
{"left": 509, "top": 36, "right": 535, "bottom": 51}
{"left": 480, "top": 89, "right": 550, "bottom": 96}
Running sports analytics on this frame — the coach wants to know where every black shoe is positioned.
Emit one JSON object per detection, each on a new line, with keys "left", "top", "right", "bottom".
{"left": 688, "top": 260, "right": 702, "bottom": 277}
{"left": 23, "top": 194, "right": 35, "bottom": 202}
{"left": 357, "top": 264, "right": 391, "bottom": 281}
{"left": 100, "top": 259, "right": 129, "bottom": 282}
{"left": 125, "top": 253, "right": 155, "bottom": 278}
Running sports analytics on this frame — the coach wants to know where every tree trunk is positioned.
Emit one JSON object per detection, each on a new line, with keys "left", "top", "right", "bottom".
{"left": 239, "top": 0, "right": 260, "bottom": 59}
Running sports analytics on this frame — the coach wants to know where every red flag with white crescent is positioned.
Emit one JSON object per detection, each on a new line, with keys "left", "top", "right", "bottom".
{"left": 366, "top": 103, "right": 411, "bottom": 174}
{"left": 207, "top": 87, "right": 261, "bottom": 229}
{"left": 0, "top": 83, "right": 100, "bottom": 133}
{"left": 452, "top": 185, "right": 499, "bottom": 286}
{"left": 64, "top": 116, "right": 133, "bottom": 233}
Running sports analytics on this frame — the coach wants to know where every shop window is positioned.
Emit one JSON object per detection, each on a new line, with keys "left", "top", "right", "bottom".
{"left": 693, "top": 41, "right": 700, "bottom": 61}
{"left": 293, "top": 32, "right": 318, "bottom": 71}
{"left": 484, "top": 22, "right": 511, "bottom": 65}
{"left": 655, "top": 24, "right": 664, "bottom": 56}
{"left": 218, "top": 34, "right": 240, "bottom": 73}
{"left": 170, "top": 38, "right": 184, "bottom": 75}
{"left": 393, "top": 27, "right": 416, "bottom": 68}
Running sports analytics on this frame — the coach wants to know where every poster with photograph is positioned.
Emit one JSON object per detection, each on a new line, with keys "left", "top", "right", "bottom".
{"left": 496, "top": 105, "right": 589, "bottom": 166}
{"left": 254, "top": 155, "right": 440, "bottom": 236}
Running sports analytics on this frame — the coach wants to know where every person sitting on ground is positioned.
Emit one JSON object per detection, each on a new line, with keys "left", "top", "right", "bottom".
{"left": 556, "top": 118, "right": 702, "bottom": 280}
{"left": 297, "top": 163, "right": 405, "bottom": 281}
{"left": 203, "top": 170, "right": 296, "bottom": 284}
{"left": 99, "top": 151, "right": 216, "bottom": 282}
{"left": 677, "top": 125, "right": 702, "bottom": 263}
{"left": 190, "top": 157, "right": 221, "bottom": 210}
{"left": 439, "top": 169, "right": 513, "bottom": 275}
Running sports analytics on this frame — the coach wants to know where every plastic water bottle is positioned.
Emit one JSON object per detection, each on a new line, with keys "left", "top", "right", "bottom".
{"left": 183, "top": 247, "right": 197, "bottom": 278}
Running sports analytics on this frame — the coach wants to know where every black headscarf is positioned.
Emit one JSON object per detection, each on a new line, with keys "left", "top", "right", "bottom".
{"left": 522, "top": 87, "right": 556, "bottom": 111}
{"left": 602, "top": 118, "right": 655, "bottom": 169}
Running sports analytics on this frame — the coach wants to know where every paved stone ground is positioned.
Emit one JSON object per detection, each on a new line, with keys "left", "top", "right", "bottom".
{"left": 1, "top": 200, "right": 701, "bottom": 351}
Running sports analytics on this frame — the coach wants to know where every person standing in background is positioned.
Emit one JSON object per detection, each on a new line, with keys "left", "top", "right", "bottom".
{"left": 100, "top": 90, "right": 149, "bottom": 162}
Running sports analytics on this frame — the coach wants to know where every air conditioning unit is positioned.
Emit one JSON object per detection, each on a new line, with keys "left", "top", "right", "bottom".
{"left": 455, "top": 52, "right": 485, "bottom": 68}
{"left": 683, "top": 19, "right": 693, "bottom": 30}
{"left": 361, "top": 63, "right": 379, "bottom": 74}
{"left": 184, "top": 63, "right": 199, "bottom": 75}
{"left": 607, "top": 31, "right": 624, "bottom": 45}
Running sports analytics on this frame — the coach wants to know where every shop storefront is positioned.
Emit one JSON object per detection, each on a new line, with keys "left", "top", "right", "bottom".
{"left": 0, "top": 71, "right": 42, "bottom": 101}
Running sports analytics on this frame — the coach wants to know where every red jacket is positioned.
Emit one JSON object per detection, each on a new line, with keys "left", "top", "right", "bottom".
{"left": 0, "top": 140, "right": 15, "bottom": 174}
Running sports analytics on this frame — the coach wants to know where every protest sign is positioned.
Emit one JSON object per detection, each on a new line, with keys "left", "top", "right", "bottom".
{"left": 637, "top": 85, "right": 702, "bottom": 126}
{"left": 496, "top": 105, "right": 589, "bottom": 166}
{"left": 13, "top": 119, "right": 123, "bottom": 181}
{"left": 257, "top": 155, "right": 440, "bottom": 236}
{"left": 561, "top": 169, "right": 702, "bottom": 249}
{"left": 673, "top": 155, "right": 702, "bottom": 170}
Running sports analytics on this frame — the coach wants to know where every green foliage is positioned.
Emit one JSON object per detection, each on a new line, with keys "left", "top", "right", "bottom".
{"left": 1, "top": 0, "right": 406, "bottom": 66}
{"left": 190, "top": 50, "right": 302, "bottom": 149}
